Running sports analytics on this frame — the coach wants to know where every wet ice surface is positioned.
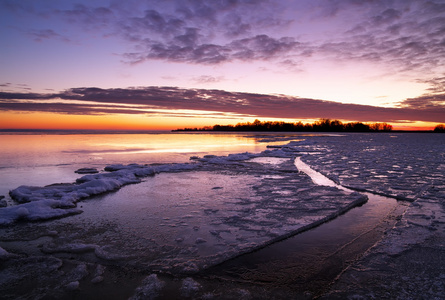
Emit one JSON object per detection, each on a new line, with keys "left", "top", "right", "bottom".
{"left": 0, "top": 135, "right": 366, "bottom": 299}
{"left": 295, "top": 133, "right": 445, "bottom": 299}
{"left": 299, "top": 133, "right": 445, "bottom": 201}
{"left": 1, "top": 153, "right": 365, "bottom": 273}
{"left": 1, "top": 133, "right": 444, "bottom": 299}
{"left": 297, "top": 133, "right": 445, "bottom": 250}
{"left": 0, "top": 132, "right": 270, "bottom": 197}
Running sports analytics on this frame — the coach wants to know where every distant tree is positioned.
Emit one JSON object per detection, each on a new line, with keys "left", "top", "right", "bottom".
{"left": 313, "top": 118, "right": 332, "bottom": 131}
{"left": 381, "top": 123, "right": 392, "bottom": 131}
{"left": 330, "top": 119, "right": 344, "bottom": 131}
{"left": 304, "top": 122, "right": 313, "bottom": 131}
{"left": 434, "top": 124, "right": 445, "bottom": 132}
{"left": 345, "top": 122, "right": 370, "bottom": 132}
{"left": 370, "top": 122, "right": 392, "bottom": 131}
{"left": 311, "top": 119, "right": 344, "bottom": 131}
{"left": 370, "top": 123, "right": 382, "bottom": 131}
{"left": 175, "top": 119, "right": 393, "bottom": 132}
{"left": 213, "top": 124, "right": 235, "bottom": 131}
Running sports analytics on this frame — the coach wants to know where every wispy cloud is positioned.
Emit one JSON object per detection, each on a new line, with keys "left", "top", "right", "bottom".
{"left": 330, "top": 4, "right": 445, "bottom": 74}
{"left": 0, "top": 83, "right": 33, "bottom": 92}
{"left": 398, "top": 92, "right": 445, "bottom": 110}
{"left": 191, "top": 75, "right": 226, "bottom": 84}
{"left": 416, "top": 76, "right": 445, "bottom": 94}
{"left": 1, "top": 87, "right": 444, "bottom": 123}
{"left": 398, "top": 74, "right": 445, "bottom": 110}
{"left": 27, "top": 29, "right": 70, "bottom": 42}
{"left": 55, "top": 4, "right": 115, "bottom": 31}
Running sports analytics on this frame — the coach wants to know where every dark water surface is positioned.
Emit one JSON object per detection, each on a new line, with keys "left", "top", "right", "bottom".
{"left": 202, "top": 157, "right": 408, "bottom": 298}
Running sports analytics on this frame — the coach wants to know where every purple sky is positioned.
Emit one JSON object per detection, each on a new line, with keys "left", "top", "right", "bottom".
{"left": 1, "top": 0, "right": 444, "bottom": 128}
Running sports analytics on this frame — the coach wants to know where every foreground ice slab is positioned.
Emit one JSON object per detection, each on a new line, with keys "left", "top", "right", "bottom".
{"left": 0, "top": 146, "right": 367, "bottom": 273}
{"left": 1, "top": 163, "right": 197, "bottom": 225}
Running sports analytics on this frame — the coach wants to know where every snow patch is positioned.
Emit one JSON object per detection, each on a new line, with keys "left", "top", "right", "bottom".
{"left": 130, "top": 274, "right": 165, "bottom": 300}
{"left": 0, "top": 196, "right": 6, "bottom": 208}
{"left": 65, "top": 281, "right": 80, "bottom": 291}
{"left": 0, "top": 199, "right": 82, "bottom": 225}
{"left": 180, "top": 277, "right": 201, "bottom": 297}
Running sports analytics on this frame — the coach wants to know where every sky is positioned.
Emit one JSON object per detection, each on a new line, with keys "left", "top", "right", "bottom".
{"left": 1, "top": 0, "right": 444, "bottom": 130}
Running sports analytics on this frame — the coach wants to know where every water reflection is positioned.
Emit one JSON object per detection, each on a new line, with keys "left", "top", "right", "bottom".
{"left": 0, "top": 133, "right": 266, "bottom": 197}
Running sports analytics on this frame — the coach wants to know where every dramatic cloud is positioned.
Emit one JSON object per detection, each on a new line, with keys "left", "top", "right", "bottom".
{"left": 39, "top": 0, "right": 443, "bottom": 72}
{"left": 2, "top": 0, "right": 445, "bottom": 127}
{"left": 3, "top": 0, "right": 444, "bottom": 72}
{"left": 1, "top": 87, "right": 444, "bottom": 123}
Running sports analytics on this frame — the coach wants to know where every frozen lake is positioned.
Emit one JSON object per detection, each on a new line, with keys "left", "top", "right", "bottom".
{"left": 0, "top": 132, "right": 444, "bottom": 299}
{"left": 0, "top": 132, "right": 275, "bottom": 197}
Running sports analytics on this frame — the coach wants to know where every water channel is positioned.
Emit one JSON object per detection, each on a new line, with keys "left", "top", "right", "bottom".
{"left": 0, "top": 154, "right": 410, "bottom": 299}
{"left": 202, "top": 156, "right": 409, "bottom": 298}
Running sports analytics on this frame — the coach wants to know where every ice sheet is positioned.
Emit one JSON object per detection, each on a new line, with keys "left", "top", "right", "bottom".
{"left": 0, "top": 142, "right": 369, "bottom": 275}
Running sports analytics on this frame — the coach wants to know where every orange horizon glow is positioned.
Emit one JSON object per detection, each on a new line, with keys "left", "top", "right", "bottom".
{"left": 0, "top": 111, "right": 441, "bottom": 132}
{"left": 0, "top": 111, "right": 197, "bottom": 131}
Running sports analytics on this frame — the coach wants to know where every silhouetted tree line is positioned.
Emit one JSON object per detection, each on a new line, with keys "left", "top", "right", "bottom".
{"left": 434, "top": 124, "right": 445, "bottom": 132}
{"left": 175, "top": 119, "right": 394, "bottom": 132}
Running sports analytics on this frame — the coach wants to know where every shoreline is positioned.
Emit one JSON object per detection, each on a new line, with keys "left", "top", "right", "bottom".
{"left": 1, "top": 133, "right": 444, "bottom": 299}
{"left": 0, "top": 156, "right": 400, "bottom": 299}
{"left": 1, "top": 128, "right": 442, "bottom": 134}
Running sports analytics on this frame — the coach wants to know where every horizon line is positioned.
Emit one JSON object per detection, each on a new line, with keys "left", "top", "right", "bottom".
{"left": 1, "top": 128, "right": 441, "bottom": 133}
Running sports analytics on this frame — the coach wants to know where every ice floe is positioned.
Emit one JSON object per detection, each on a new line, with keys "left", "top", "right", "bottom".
{"left": 0, "top": 151, "right": 269, "bottom": 225}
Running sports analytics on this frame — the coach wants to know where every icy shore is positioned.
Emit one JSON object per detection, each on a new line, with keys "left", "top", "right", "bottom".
{"left": 296, "top": 133, "right": 445, "bottom": 299}
{"left": 1, "top": 133, "right": 444, "bottom": 299}
{"left": 1, "top": 145, "right": 366, "bottom": 270}
{"left": 0, "top": 136, "right": 369, "bottom": 299}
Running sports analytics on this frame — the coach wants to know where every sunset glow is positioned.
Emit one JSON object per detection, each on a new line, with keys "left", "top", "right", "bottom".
{"left": 1, "top": 1, "right": 444, "bottom": 131}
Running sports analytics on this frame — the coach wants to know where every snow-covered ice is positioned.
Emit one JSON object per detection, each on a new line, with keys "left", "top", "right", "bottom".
{"left": 129, "top": 274, "right": 165, "bottom": 300}
{"left": 298, "top": 133, "right": 444, "bottom": 201}
{"left": 180, "top": 277, "right": 201, "bottom": 297}
{"left": 1, "top": 163, "right": 200, "bottom": 225}
{"left": 4, "top": 160, "right": 365, "bottom": 275}
{"left": 296, "top": 133, "right": 445, "bottom": 300}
